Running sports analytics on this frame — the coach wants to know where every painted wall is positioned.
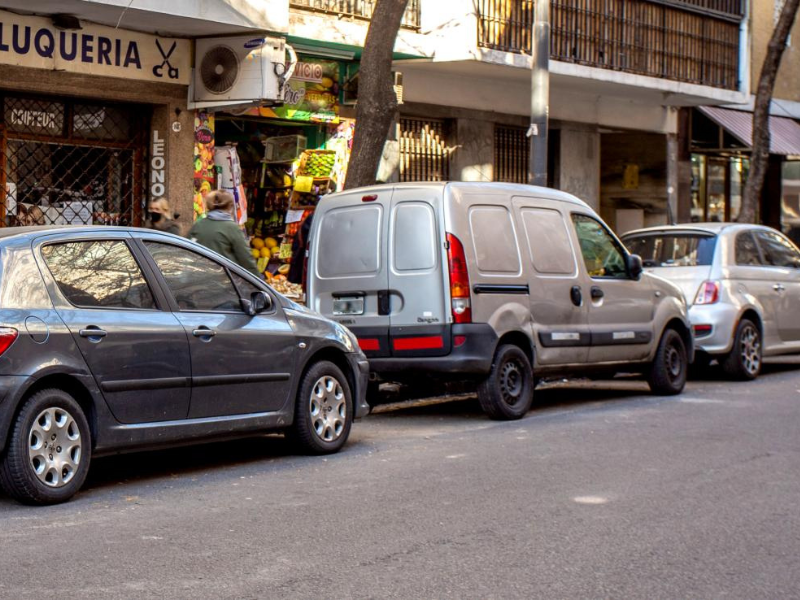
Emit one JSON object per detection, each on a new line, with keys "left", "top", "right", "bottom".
{"left": 559, "top": 125, "right": 601, "bottom": 211}
{"left": 751, "top": 0, "right": 800, "bottom": 102}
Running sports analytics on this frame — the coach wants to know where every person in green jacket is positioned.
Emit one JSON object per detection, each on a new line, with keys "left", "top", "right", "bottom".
{"left": 188, "top": 190, "right": 261, "bottom": 277}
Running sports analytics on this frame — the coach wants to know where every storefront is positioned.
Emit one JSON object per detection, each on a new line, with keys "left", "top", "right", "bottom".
{"left": 0, "top": 9, "right": 192, "bottom": 229}
{"left": 193, "top": 55, "right": 357, "bottom": 298}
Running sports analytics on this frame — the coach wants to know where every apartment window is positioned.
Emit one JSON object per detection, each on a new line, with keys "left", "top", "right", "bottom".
{"left": 494, "top": 126, "right": 530, "bottom": 184}
{"left": 398, "top": 118, "right": 451, "bottom": 182}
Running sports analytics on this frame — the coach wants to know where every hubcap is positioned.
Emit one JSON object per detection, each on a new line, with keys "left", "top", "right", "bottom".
{"left": 500, "top": 359, "right": 525, "bottom": 406}
{"left": 665, "top": 342, "right": 683, "bottom": 381}
{"left": 28, "top": 407, "right": 81, "bottom": 488}
{"left": 740, "top": 324, "right": 761, "bottom": 375}
{"left": 309, "top": 376, "right": 346, "bottom": 443}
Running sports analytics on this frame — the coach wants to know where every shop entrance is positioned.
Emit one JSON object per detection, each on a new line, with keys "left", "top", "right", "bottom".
{"left": 1, "top": 94, "right": 149, "bottom": 227}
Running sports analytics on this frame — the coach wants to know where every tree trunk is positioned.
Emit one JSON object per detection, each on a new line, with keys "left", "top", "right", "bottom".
{"left": 344, "top": 0, "right": 409, "bottom": 190}
{"left": 738, "top": 0, "right": 800, "bottom": 223}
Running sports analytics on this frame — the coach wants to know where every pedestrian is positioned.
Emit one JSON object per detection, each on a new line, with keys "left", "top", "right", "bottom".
{"left": 188, "top": 190, "right": 260, "bottom": 277}
{"left": 147, "top": 197, "right": 182, "bottom": 235}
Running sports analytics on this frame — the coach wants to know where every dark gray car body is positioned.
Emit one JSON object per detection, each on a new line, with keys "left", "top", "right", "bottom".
{"left": 0, "top": 226, "right": 369, "bottom": 458}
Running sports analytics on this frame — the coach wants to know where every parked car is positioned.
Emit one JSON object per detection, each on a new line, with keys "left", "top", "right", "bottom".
{"left": 622, "top": 223, "right": 800, "bottom": 380}
{"left": 0, "top": 226, "right": 369, "bottom": 505}
{"left": 307, "top": 182, "right": 693, "bottom": 420}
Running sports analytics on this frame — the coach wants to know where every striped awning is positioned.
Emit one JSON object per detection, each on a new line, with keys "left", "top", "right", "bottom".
{"left": 698, "top": 106, "right": 800, "bottom": 156}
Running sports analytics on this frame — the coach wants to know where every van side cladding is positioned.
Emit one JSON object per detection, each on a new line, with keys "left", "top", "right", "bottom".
{"left": 308, "top": 182, "right": 693, "bottom": 419}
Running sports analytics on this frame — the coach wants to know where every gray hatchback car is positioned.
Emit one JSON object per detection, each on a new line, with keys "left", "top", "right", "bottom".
{"left": 0, "top": 226, "right": 369, "bottom": 505}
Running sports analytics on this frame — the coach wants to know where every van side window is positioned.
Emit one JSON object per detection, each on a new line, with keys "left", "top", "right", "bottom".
{"left": 468, "top": 205, "right": 521, "bottom": 274}
{"left": 519, "top": 207, "right": 576, "bottom": 275}
{"left": 393, "top": 202, "right": 437, "bottom": 272}
{"left": 317, "top": 206, "right": 382, "bottom": 278}
{"left": 571, "top": 214, "right": 628, "bottom": 279}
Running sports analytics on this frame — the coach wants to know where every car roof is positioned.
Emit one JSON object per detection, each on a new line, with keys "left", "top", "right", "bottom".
{"left": 620, "top": 222, "right": 777, "bottom": 238}
{"left": 0, "top": 225, "right": 179, "bottom": 245}
{"left": 321, "top": 181, "right": 592, "bottom": 210}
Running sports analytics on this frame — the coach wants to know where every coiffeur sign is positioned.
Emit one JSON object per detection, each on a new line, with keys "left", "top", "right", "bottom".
{"left": 0, "top": 9, "right": 190, "bottom": 85}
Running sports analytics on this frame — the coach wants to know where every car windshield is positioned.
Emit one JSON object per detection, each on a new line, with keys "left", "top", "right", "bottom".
{"left": 622, "top": 233, "right": 717, "bottom": 268}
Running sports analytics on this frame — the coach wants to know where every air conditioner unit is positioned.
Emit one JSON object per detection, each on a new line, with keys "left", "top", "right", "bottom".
{"left": 190, "top": 36, "right": 296, "bottom": 111}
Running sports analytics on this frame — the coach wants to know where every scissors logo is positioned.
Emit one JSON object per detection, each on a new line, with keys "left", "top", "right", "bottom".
{"left": 153, "top": 39, "right": 179, "bottom": 79}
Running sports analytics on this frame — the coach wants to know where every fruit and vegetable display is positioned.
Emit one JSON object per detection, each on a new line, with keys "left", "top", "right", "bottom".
{"left": 297, "top": 150, "right": 337, "bottom": 178}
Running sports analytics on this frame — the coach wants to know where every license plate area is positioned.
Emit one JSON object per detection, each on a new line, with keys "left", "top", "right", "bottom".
{"left": 333, "top": 296, "right": 364, "bottom": 316}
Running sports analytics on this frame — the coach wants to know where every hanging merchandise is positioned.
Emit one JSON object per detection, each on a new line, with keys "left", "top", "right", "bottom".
{"left": 193, "top": 111, "right": 216, "bottom": 221}
{"left": 214, "top": 144, "right": 248, "bottom": 225}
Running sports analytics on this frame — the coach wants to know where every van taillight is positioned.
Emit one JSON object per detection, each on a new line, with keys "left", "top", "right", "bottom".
{"left": 0, "top": 328, "right": 18, "bottom": 356}
{"left": 446, "top": 233, "right": 471, "bottom": 324}
{"left": 694, "top": 281, "right": 719, "bottom": 305}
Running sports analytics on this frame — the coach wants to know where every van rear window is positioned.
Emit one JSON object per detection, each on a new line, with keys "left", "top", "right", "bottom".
{"left": 316, "top": 205, "right": 382, "bottom": 278}
{"left": 623, "top": 233, "right": 717, "bottom": 267}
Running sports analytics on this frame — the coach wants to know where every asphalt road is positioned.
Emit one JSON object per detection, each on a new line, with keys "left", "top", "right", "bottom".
{"left": 1, "top": 360, "right": 800, "bottom": 599}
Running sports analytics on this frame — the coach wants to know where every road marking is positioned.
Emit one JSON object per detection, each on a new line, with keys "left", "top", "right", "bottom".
{"left": 678, "top": 397, "right": 725, "bottom": 404}
{"left": 573, "top": 496, "right": 609, "bottom": 505}
{"left": 446, "top": 454, "right": 466, "bottom": 459}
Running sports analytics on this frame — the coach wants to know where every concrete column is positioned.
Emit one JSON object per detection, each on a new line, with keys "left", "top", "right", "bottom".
{"left": 452, "top": 118, "right": 494, "bottom": 182}
{"left": 675, "top": 108, "right": 693, "bottom": 224}
{"left": 558, "top": 124, "right": 600, "bottom": 211}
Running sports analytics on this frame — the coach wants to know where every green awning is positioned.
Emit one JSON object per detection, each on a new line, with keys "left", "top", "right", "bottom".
{"left": 286, "top": 36, "right": 424, "bottom": 61}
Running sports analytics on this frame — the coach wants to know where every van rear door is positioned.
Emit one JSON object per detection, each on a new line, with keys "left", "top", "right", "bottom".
{"left": 387, "top": 187, "right": 449, "bottom": 357}
{"left": 308, "top": 190, "right": 391, "bottom": 357}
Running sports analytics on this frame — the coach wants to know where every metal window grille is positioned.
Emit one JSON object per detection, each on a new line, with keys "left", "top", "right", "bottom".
{"left": 477, "top": 0, "right": 741, "bottom": 90}
{"left": 399, "top": 118, "right": 451, "bottom": 182}
{"left": 0, "top": 95, "right": 149, "bottom": 228}
{"left": 290, "top": 0, "right": 421, "bottom": 29}
{"left": 494, "top": 126, "right": 530, "bottom": 184}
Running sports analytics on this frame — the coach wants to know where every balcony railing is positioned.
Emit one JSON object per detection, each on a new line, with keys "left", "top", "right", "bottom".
{"left": 477, "top": 0, "right": 743, "bottom": 90}
{"left": 290, "top": 0, "right": 421, "bottom": 29}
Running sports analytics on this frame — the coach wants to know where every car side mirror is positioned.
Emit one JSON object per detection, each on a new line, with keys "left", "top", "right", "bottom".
{"left": 627, "top": 253, "right": 644, "bottom": 280}
{"left": 251, "top": 290, "right": 272, "bottom": 314}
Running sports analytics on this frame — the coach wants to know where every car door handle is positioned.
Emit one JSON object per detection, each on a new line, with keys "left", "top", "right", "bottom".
{"left": 570, "top": 286, "right": 582, "bottom": 307}
{"left": 591, "top": 286, "right": 604, "bottom": 300}
{"left": 79, "top": 327, "right": 107, "bottom": 338}
{"left": 192, "top": 327, "right": 216, "bottom": 338}
{"left": 773, "top": 283, "right": 785, "bottom": 292}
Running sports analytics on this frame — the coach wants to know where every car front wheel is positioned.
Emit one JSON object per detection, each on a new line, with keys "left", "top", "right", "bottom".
{"left": 0, "top": 389, "right": 91, "bottom": 505}
{"left": 647, "top": 329, "right": 687, "bottom": 395}
{"left": 291, "top": 361, "right": 353, "bottom": 454}
{"left": 721, "top": 318, "right": 761, "bottom": 381}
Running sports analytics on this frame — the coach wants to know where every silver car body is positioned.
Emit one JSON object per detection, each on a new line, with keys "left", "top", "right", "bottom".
{"left": 308, "top": 182, "right": 692, "bottom": 379}
{"left": 622, "top": 223, "right": 800, "bottom": 357}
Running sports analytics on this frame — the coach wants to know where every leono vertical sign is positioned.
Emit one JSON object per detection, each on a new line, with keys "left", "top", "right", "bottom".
{"left": 0, "top": 9, "right": 190, "bottom": 84}
{"left": 151, "top": 130, "right": 167, "bottom": 201}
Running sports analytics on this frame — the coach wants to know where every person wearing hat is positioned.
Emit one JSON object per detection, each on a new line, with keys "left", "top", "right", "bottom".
{"left": 189, "top": 190, "right": 260, "bottom": 277}
{"left": 147, "top": 197, "right": 182, "bottom": 236}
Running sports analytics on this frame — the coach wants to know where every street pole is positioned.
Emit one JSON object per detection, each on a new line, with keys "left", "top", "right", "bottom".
{"left": 528, "top": 0, "right": 550, "bottom": 187}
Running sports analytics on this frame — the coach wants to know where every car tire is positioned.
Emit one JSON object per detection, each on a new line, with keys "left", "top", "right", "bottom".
{"left": 647, "top": 329, "right": 687, "bottom": 395}
{"left": 291, "top": 361, "right": 353, "bottom": 454}
{"left": 0, "top": 389, "right": 91, "bottom": 505}
{"left": 721, "top": 318, "right": 762, "bottom": 381}
{"left": 477, "top": 345, "right": 534, "bottom": 420}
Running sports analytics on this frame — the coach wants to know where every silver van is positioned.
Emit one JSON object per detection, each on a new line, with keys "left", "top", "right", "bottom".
{"left": 308, "top": 182, "right": 693, "bottom": 419}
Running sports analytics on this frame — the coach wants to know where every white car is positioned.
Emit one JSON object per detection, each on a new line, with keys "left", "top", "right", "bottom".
{"left": 622, "top": 223, "right": 800, "bottom": 380}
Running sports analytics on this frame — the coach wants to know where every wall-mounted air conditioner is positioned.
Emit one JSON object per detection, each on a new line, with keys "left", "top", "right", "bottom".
{"left": 190, "top": 36, "right": 296, "bottom": 111}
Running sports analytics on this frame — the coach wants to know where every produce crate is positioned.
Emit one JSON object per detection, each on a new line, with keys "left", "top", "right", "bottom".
{"left": 296, "top": 149, "right": 337, "bottom": 178}
{"left": 263, "top": 135, "right": 307, "bottom": 163}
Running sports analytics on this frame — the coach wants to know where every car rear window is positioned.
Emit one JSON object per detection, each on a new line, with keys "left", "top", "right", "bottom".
{"left": 623, "top": 233, "right": 717, "bottom": 267}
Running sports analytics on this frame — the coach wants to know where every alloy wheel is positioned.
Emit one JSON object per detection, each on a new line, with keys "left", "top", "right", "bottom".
{"left": 309, "top": 376, "right": 347, "bottom": 443}
{"left": 28, "top": 407, "right": 82, "bottom": 488}
{"left": 739, "top": 324, "right": 761, "bottom": 376}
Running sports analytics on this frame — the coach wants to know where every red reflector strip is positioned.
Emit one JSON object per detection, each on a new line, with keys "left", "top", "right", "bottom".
{"left": 453, "top": 335, "right": 467, "bottom": 347}
{"left": 693, "top": 324, "right": 713, "bottom": 336}
{"left": 357, "top": 338, "right": 380, "bottom": 351}
{"left": 393, "top": 336, "right": 444, "bottom": 351}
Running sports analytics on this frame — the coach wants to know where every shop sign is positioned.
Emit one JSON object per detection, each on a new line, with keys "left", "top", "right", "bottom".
{"left": 151, "top": 130, "right": 167, "bottom": 200}
{"left": 0, "top": 9, "right": 190, "bottom": 85}
{"left": 246, "top": 58, "right": 339, "bottom": 124}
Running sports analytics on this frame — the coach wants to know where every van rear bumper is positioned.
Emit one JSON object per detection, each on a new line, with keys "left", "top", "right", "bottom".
{"left": 366, "top": 324, "right": 497, "bottom": 376}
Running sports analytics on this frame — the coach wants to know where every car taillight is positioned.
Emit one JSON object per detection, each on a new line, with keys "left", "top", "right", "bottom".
{"left": 694, "top": 281, "right": 720, "bottom": 305}
{"left": 446, "top": 232, "right": 471, "bottom": 324}
{"left": 0, "top": 328, "right": 18, "bottom": 356}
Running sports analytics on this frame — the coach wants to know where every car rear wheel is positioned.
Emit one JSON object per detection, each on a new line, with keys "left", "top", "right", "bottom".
{"left": 477, "top": 345, "right": 534, "bottom": 420}
{"left": 721, "top": 318, "right": 761, "bottom": 381}
{"left": 291, "top": 361, "right": 353, "bottom": 454}
{"left": 647, "top": 329, "right": 687, "bottom": 395}
{"left": 0, "top": 389, "right": 91, "bottom": 505}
